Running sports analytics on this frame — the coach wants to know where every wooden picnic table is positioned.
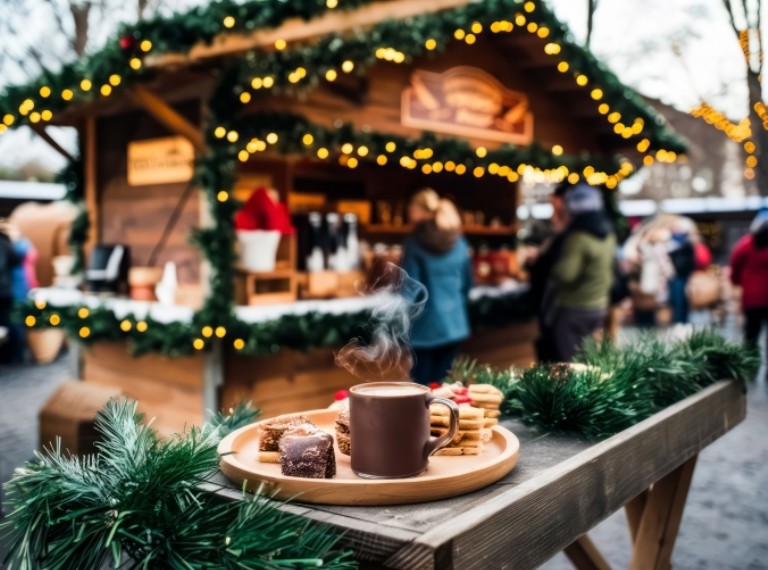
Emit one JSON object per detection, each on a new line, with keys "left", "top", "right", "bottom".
{"left": 210, "top": 380, "right": 745, "bottom": 569}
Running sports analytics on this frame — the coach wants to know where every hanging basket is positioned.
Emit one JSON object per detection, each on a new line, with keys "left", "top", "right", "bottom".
{"left": 28, "top": 329, "right": 66, "bottom": 364}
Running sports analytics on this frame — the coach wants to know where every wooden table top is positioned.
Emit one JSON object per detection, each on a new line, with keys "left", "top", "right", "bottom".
{"left": 209, "top": 380, "right": 746, "bottom": 570}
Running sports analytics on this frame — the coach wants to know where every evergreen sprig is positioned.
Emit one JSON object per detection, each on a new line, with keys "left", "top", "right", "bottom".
{"left": 451, "top": 331, "right": 758, "bottom": 440}
{"left": 1, "top": 400, "right": 355, "bottom": 570}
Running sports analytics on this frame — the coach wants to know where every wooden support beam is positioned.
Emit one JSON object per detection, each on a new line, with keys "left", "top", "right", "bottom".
{"left": 150, "top": 0, "right": 473, "bottom": 66}
{"left": 625, "top": 489, "right": 649, "bottom": 542}
{"left": 563, "top": 534, "right": 613, "bottom": 570}
{"left": 31, "top": 125, "right": 76, "bottom": 163}
{"left": 84, "top": 117, "right": 100, "bottom": 251}
{"left": 129, "top": 85, "right": 206, "bottom": 153}
{"left": 629, "top": 455, "right": 698, "bottom": 570}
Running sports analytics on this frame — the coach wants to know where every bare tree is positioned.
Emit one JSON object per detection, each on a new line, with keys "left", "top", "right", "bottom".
{"left": 722, "top": 0, "right": 768, "bottom": 196}
{"left": 586, "top": 0, "right": 599, "bottom": 47}
{"left": 0, "top": 0, "right": 167, "bottom": 86}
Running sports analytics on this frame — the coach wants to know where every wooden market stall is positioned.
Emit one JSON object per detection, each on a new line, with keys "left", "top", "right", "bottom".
{"left": 0, "top": 0, "right": 685, "bottom": 434}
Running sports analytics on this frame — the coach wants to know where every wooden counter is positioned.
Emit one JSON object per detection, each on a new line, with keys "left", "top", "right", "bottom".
{"left": 210, "top": 380, "right": 746, "bottom": 569}
{"left": 78, "top": 319, "right": 538, "bottom": 432}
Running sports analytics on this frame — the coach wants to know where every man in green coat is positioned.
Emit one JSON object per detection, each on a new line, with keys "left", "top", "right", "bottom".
{"left": 549, "top": 183, "right": 616, "bottom": 361}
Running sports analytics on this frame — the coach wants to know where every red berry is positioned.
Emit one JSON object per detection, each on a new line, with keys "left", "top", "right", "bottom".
{"left": 334, "top": 389, "right": 349, "bottom": 401}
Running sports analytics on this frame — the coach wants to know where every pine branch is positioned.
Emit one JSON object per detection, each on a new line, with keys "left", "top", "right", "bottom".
{"left": 1, "top": 400, "right": 352, "bottom": 569}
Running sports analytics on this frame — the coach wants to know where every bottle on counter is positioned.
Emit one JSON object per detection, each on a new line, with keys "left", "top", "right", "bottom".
{"left": 343, "top": 213, "right": 360, "bottom": 271}
{"left": 306, "top": 212, "right": 326, "bottom": 272}
{"left": 326, "top": 212, "right": 342, "bottom": 272}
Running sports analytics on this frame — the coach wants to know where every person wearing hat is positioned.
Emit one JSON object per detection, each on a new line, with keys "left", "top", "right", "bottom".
{"left": 730, "top": 208, "right": 768, "bottom": 371}
{"left": 548, "top": 183, "right": 616, "bottom": 361}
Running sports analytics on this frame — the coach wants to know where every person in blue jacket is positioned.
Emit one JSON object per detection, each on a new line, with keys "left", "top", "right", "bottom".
{"left": 401, "top": 188, "right": 473, "bottom": 385}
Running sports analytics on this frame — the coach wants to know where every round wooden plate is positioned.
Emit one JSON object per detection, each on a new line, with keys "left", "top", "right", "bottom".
{"left": 217, "top": 408, "right": 520, "bottom": 506}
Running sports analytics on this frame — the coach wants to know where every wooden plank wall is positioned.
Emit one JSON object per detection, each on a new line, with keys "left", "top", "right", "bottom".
{"left": 82, "top": 342, "right": 206, "bottom": 436}
{"left": 96, "top": 101, "right": 202, "bottom": 285}
{"left": 253, "top": 39, "right": 601, "bottom": 155}
{"left": 222, "top": 321, "right": 537, "bottom": 419}
{"left": 462, "top": 320, "right": 539, "bottom": 369}
{"left": 223, "top": 349, "right": 359, "bottom": 419}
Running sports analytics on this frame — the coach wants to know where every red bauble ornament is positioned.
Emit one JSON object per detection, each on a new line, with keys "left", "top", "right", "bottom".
{"left": 119, "top": 36, "right": 136, "bottom": 51}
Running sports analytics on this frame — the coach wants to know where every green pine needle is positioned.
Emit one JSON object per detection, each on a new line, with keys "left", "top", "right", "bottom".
{"left": 501, "top": 331, "right": 755, "bottom": 440}
{"left": 1, "top": 400, "right": 354, "bottom": 570}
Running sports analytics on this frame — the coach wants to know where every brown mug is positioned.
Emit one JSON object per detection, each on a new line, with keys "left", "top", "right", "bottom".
{"left": 349, "top": 382, "right": 459, "bottom": 478}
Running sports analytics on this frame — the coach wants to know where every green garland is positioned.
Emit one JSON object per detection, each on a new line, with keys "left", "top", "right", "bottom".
{"left": 18, "top": 289, "right": 534, "bottom": 357}
{"left": 448, "top": 330, "right": 759, "bottom": 440}
{"left": 1, "top": 399, "right": 357, "bottom": 569}
{"left": 54, "top": 159, "right": 88, "bottom": 274}
{"left": 0, "top": 0, "right": 685, "bottom": 156}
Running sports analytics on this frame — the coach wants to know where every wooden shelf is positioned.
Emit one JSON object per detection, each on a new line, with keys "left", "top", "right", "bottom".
{"left": 362, "top": 224, "right": 517, "bottom": 236}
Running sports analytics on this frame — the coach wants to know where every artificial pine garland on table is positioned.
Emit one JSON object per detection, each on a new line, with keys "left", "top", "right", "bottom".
{"left": 1, "top": 401, "right": 356, "bottom": 570}
{"left": 447, "top": 330, "right": 759, "bottom": 440}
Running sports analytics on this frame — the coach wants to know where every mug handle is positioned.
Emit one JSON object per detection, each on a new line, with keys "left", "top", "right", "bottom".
{"left": 425, "top": 397, "right": 460, "bottom": 457}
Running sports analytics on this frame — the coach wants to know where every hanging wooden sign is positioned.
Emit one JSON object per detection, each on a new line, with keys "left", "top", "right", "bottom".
{"left": 127, "top": 136, "right": 195, "bottom": 186}
{"left": 402, "top": 66, "right": 533, "bottom": 145}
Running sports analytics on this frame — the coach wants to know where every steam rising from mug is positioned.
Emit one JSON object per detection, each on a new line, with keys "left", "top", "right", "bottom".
{"left": 335, "top": 263, "right": 427, "bottom": 381}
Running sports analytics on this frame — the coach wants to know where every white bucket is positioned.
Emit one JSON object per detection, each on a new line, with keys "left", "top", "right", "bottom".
{"left": 237, "top": 230, "right": 281, "bottom": 272}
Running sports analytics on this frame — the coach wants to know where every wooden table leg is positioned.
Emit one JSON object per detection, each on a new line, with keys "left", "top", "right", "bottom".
{"left": 564, "top": 534, "right": 613, "bottom": 570}
{"left": 625, "top": 489, "right": 649, "bottom": 542}
{"left": 628, "top": 455, "right": 698, "bottom": 570}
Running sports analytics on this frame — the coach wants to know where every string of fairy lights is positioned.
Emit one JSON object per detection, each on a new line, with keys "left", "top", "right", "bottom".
{"left": 689, "top": 101, "right": 763, "bottom": 181}
{"left": 6, "top": 0, "right": 686, "bottom": 353}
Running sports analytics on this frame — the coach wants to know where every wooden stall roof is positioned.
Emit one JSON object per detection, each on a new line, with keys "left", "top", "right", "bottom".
{"left": 0, "top": 0, "right": 686, "bottom": 157}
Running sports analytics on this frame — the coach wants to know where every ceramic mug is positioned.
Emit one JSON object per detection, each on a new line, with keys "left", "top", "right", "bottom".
{"left": 349, "top": 382, "right": 459, "bottom": 478}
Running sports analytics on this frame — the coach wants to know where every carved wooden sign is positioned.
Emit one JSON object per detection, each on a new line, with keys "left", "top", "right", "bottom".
{"left": 402, "top": 67, "right": 533, "bottom": 144}
{"left": 127, "top": 136, "right": 195, "bottom": 186}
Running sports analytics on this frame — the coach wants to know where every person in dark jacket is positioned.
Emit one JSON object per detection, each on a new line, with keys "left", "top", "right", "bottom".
{"left": 525, "top": 183, "right": 569, "bottom": 362}
{"left": 667, "top": 218, "right": 697, "bottom": 324}
{"left": 0, "top": 225, "right": 20, "bottom": 363}
{"left": 549, "top": 183, "right": 616, "bottom": 361}
{"left": 730, "top": 209, "right": 768, "bottom": 368}
{"left": 401, "top": 188, "right": 473, "bottom": 385}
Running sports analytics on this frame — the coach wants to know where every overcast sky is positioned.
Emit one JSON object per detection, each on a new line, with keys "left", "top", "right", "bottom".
{"left": 0, "top": 0, "right": 759, "bottom": 173}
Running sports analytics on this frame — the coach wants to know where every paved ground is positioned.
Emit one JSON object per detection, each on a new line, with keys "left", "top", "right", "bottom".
{"left": 0, "top": 325, "right": 766, "bottom": 569}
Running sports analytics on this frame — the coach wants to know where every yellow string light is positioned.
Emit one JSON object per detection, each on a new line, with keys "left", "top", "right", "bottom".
{"left": 302, "top": 133, "right": 314, "bottom": 145}
{"left": 239, "top": 92, "right": 252, "bottom": 104}
{"left": 233, "top": 338, "right": 245, "bottom": 350}
{"left": 129, "top": 58, "right": 142, "bottom": 70}
{"left": 317, "top": 147, "right": 329, "bottom": 159}
{"left": 193, "top": 338, "right": 205, "bottom": 350}
{"left": 25, "top": 315, "right": 36, "bottom": 327}
{"left": 77, "top": 307, "right": 89, "bottom": 318}
{"left": 222, "top": 16, "right": 236, "bottom": 28}
{"left": 120, "top": 320, "right": 132, "bottom": 332}
{"left": 136, "top": 321, "right": 148, "bottom": 332}
{"left": 425, "top": 38, "right": 437, "bottom": 50}
{"left": 139, "top": 39, "right": 152, "bottom": 52}
{"left": 217, "top": 190, "right": 229, "bottom": 202}
{"left": 79, "top": 327, "right": 91, "bottom": 338}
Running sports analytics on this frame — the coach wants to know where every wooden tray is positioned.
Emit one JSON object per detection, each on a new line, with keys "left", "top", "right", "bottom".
{"left": 217, "top": 409, "right": 520, "bottom": 506}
